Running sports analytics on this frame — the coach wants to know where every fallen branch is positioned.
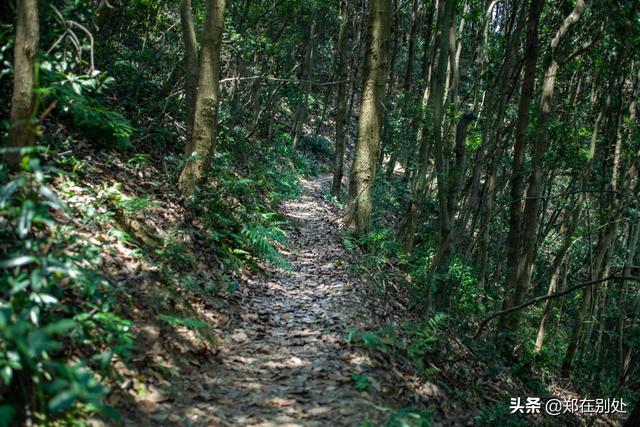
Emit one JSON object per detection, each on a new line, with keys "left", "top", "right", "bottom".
{"left": 473, "top": 275, "right": 639, "bottom": 339}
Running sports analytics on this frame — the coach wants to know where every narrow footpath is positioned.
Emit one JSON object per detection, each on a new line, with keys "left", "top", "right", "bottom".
{"left": 169, "top": 175, "right": 406, "bottom": 426}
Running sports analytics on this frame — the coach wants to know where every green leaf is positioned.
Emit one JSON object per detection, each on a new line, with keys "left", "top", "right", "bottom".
{"left": 49, "top": 390, "right": 77, "bottom": 413}
{"left": 0, "top": 366, "right": 12, "bottom": 385}
{"left": 38, "top": 185, "right": 63, "bottom": 209}
{"left": 0, "top": 256, "right": 38, "bottom": 269}
{"left": 38, "top": 294, "right": 60, "bottom": 305}
{"left": 0, "top": 180, "right": 19, "bottom": 208}
{"left": 71, "top": 82, "right": 82, "bottom": 95}
{"left": 18, "top": 200, "right": 35, "bottom": 238}
{"left": 43, "top": 319, "right": 77, "bottom": 335}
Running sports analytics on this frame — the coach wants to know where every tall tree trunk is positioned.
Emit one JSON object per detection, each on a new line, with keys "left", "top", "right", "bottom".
{"left": 180, "top": 0, "right": 198, "bottom": 146}
{"left": 427, "top": 112, "right": 475, "bottom": 276}
{"left": 379, "top": 1, "right": 401, "bottom": 175}
{"left": 346, "top": 0, "right": 392, "bottom": 234}
{"left": 499, "top": 0, "right": 587, "bottom": 355}
{"left": 6, "top": 0, "right": 39, "bottom": 167}
{"left": 428, "top": 0, "right": 456, "bottom": 241}
{"left": 563, "top": 60, "right": 640, "bottom": 377}
{"left": 179, "top": 0, "right": 226, "bottom": 196}
{"left": 291, "top": 20, "right": 316, "bottom": 147}
{"left": 561, "top": 221, "right": 617, "bottom": 376}
{"left": 419, "top": 1, "right": 436, "bottom": 88}
{"left": 475, "top": 0, "right": 526, "bottom": 291}
{"left": 535, "top": 94, "right": 604, "bottom": 352}
{"left": 398, "top": 0, "right": 434, "bottom": 184}
{"left": 402, "top": 0, "right": 420, "bottom": 93}
{"left": 398, "top": 0, "right": 455, "bottom": 251}
{"left": 332, "top": 1, "right": 351, "bottom": 198}
{"left": 621, "top": 220, "right": 640, "bottom": 384}
{"left": 496, "top": 0, "right": 545, "bottom": 353}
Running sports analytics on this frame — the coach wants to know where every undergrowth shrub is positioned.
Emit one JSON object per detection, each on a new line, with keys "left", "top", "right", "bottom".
{"left": 41, "top": 56, "right": 134, "bottom": 149}
{"left": 448, "top": 257, "right": 485, "bottom": 317}
{"left": 299, "top": 135, "right": 334, "bottom": 161}
{"left": 346, "top": 313, "right": 447, "bottom": 378}
{"left": 186, "top": 130, "right": 315, "bottom": 270}
{"left": 0, "top": 154, "right": 133, "bottom": 425}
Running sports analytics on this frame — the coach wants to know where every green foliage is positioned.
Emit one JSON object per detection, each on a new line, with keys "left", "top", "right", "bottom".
{"left": 94, "top": 182, "right": 159, "bottom": 218}
{"left": 350, "top": 227, "right": 404, "bottom": 292}
{"left": 182, "top": 125, "right": 327, "bottom": 269}
{"left": 347, "top": 314, "right": 446, "bottom": 379}
{"left": 299, "top": 135, "right": 334, "bottom": 161}
{"left": 351, "top": 373, "right": 370, "bottom": 391}
{"left": 241, "top": 222, "right": 289, "bottom": 268}
{"left": 0, "top": 156, "right": 132, "bottom": 423}
{"left": 403, "top": 314, "right": 447, "bottom": 375}
{"left": 465, "top": 127, "right": 482, "bottom": 153}
{"left": 40, "top": 59, "right": 134, "bottom": 149}
{"left": 346, "top": 327, "right": 397, "bottom": 353}
{"left": 116, "top": 196, "right": 159, "bottom": 215}
{"left": 448, "top": 258, "right": 485, "bottom": 317}
{"left": 66, "top": 98, "right": 134, "bottom": 149}
{"left": 157, "top": 315, "right": 207, "bottom": 331}
{"left": 189, "top": 158, "right": 292, "bottom": 269}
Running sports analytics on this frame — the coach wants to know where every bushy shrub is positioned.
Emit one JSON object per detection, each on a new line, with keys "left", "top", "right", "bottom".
{"left": 40, "top": 58, "right": 134, "bottom": 149}
{"left": 0, "top": 155, "right": 133, "bottom": 424}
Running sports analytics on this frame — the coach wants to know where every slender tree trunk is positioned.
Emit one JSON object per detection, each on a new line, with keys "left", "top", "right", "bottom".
{"left": 535, "top": 95, "right": 604, "bottom": 352}
{"left": 562, "top": 222, "right": 617, "bottom": 375}
{"left": 499, "top": 0, "right": 587, "bottom": 356}
{"left": 347, "top": 3, "right": 367, "bottom": 123}
{"left": 428, "top": 0, "right": 456, "bottom": 244}
{"left": 180, "top": 0, "right": 198, "bottom": 146}
{"left": 398, "top": 0, "right": 455, "bottom": 251}
{"left": 563, "top": 55, "right": 639, "bottom": 377}
{"left": 398, "top": 0, "right": 434, "bottom": 184}
{"left": 6, "top": 0, "right": 39, "bottom": 167}
{"left": 477, "top": 156, "right": 498, "bottom": 291}
{"left": 384, "top": 0, "right": 421, "bottom": 177}
{"left": 496, "top": 0, "right": 545, "bottom": 353}
{"left": 475, "top": 0, "right": 526, "bottom": 290}
{"left": 332, "top": 1, "right": 350, "bottom": 198}
{"left": 291, "top": 20, "right": 316, "bottom": 147}
{"left": 619, "top": 214, "right": 640, "bottom": 379}
{"left": 428, "top": 112, "right": 475, "bottom": 275}
{"left": 346, "top": 0, "right": 392, "bottom": 234}
{"left": 419, "top": 1, "right": 436, "bottom": 88}
{"left": 403, "top": 0, "right": 420, "bottom": 93}
{"left": 179, "top": 0, "right": 226, "bottom": 196}
{"left": 379, "top": 1, "right": 401, "bottom": 175}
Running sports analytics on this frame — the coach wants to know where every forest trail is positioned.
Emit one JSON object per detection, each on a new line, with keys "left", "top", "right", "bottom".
{"left": 168, "top": 174, "right": 400, "bottom": 426}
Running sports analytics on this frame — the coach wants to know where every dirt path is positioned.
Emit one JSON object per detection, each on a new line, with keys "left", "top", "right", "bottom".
{"left": 167, "top": 174, "right": 401, "bottom": 426}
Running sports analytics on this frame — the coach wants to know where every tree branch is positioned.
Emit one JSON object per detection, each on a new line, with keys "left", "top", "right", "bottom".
{"left": 219, "top": 76, "right": 354, "bottom": 86}
{"left": 473, "top": 275, "right": 639, "bottom": 339}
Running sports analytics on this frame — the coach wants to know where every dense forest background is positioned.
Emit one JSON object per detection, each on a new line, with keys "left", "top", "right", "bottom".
{"left": 1, "top": 0, "right": 640, "bottom": 425}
